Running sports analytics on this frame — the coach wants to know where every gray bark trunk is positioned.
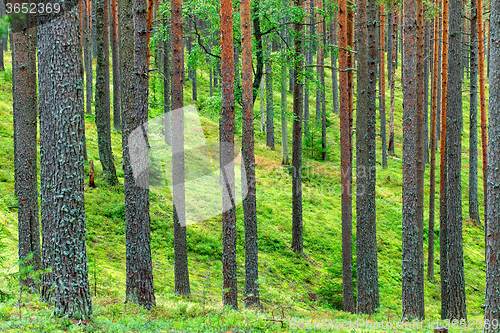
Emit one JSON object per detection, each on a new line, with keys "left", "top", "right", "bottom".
{"left": 12, "top": 12, "right": 40, "bottom": 293}
{"left": 485, "top": 0, "right": 500, "bottom": 326}
{"left": 38, "top": 2, "right": 92, "bottom": 318}
{"left": 446, "top": 0, "right": 467, "bottom": 319}
{"left": 356, "top": 0, "right": 380, "bottom": 314}
{"left": 95, "top": 0, "right": 118, "bottom": 186}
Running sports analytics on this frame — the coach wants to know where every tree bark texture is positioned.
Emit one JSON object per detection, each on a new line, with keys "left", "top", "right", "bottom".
{"left": 241, "top": 0, "right": 259, "bottom": 307}
{"left": 95, "top": 0, "right": 118, "bottom": 186}
{"left": 445, "top": 0, "right": 467, "bottom": 320}
{"left": 38, "top": 1, "right": 92, "bottom": 318}
{"left": 356, "top": 0, "right": 380, "bottom": 315}
{"left": 12, "top": 8, "right": 40, "bottom": 292}
{"left": 339, "top": 0, "right": 354, "bottom": 313}
{"left": 171, "top": 0, "right": 191, "bottom": 296}
{"left": 291, "top": 0, "right": 304, "bottom": 254}
{"left": 220, "top": 0, "right": 238, "bottom": 309}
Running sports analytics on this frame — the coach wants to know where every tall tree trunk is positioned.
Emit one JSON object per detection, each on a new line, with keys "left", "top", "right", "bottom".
{"left": 281, "top": 58, "right": 289, "bottom": 165}
{"left": 291, "top": 0, "right": 304, "bottom": 254}
{"left": 111, "top": 0, "right": 121, "bottom": 130}
{"left": 387, "top": 11, "right": 393, "bottom": 85}
{"left": 84, "top": 0, "right": 93, "bottom": 117}
{"left": 252, "top": 0, "right": 264, "bottom": 103}
{"left": 446, "top": 0, "right": 467, "bottom": 320}
{"left": 12, "top": 10, "right": 40, "bottom": 293}
{"left": 428, "top": 0, "right": 441, "bottom": 283}
{"left": 241, "top": 0, "right": 259, "bottom": 307}
{"left": 38, "top": 2, "right": 92, "bottom": 318}
{"left": 469, "top": 0, "right": 480, "bottom": 225}
{"left": 356, "top": 0, "right": 379, "bottom": 314}
{"left": 92, "top": 0, "right": 97, "bottom": 57}
{"left": 171, "top": 0, "right": 190, "bottom": 296}
{"left": 401, "top": 0, "right": 425, "bottom": 319}
{"left": 220, "top": 0, "right": 237, "bottom": 309}
{"left": 380, "top": 5, "right": 387, "bottom": 168}
{"left": 436, "top": 6, "right": 443, "bottom": 141}
{"left": 439, "top": 0, "right": 450, "bottom": 318}
{"left": 388, "top": 10, "right": 398, "bottom": 155}
{"left": 478, "top": 0, "right": 488, "bottom": 229}
{"left": 317, "top": 0, "right": 326, "bottom": 160}
{"left": 424, "top": 22, "right": 430, "bottom": 164}
{"left": 164, "top": 15, "right": 172, "bottom": 146}
{"left": 484, "top": 0, "right": 500, "bottom": 326}
{"left": 265, "top": 42, "right": 274, "bottom": 149}
{"left": 260, "top": 78, "right": 265, "bottom": 132}
{"left": 415, "top": 0, "right": 425, "bottom": 317}
{"left": 339, "top": 0, "right": 354, "bottom": 313}
{"left": 95, "top": 0, "right": 118, "bottom": 186}
{"left": 120, "top": 0, "right": 156, "bottom": 309}
{"left": 331, "top": 15, "right": 339, "bottom": 115}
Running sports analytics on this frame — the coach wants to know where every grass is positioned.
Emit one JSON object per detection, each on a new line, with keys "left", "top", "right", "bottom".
{"left": 0, "top": 42, "right": 490, "bottom": 332}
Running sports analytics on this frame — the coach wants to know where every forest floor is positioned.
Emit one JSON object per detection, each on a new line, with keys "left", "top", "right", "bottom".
{"left": 0, "top": 47, "right": 490, "bottom": 332}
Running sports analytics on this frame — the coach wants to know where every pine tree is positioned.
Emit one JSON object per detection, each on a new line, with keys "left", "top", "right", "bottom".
{"left": 95, "top": 0, "right": 118, "bottom": 186}
{"left": 484, "top": 0, "right": 500, "bottom": 326}
{"left": 469, "top": 0, "right": 481, "bottom": 225}
{"left": 38, "top": 1, "right": 92, "bottom": 318}
{"left": 171, "top": 0, "right": 191, "bottom": 296}
{"left": 356, "top": 0, "right": 380, "bottom": 314}
{"left": 220, "top": 0, "right": 238, "bottom": 309}
{"left": 12, "top": 8, "right": 40, "bottom": 292}
{"left": 401, "top": 0, "right": 425, "bottom": 319}
{"left": 241, "top": 0, "right": 259, "bottom": 307}
{"left": 291, "top": 0, "right": 304, "bottom": 254}
{"left": 446, "top": 0, "right": 467, "bottom": 319}
{"left": 120, "top": 0, "right": 156, "bottom": 309}
{"left": 338, "top": 0, "right": 354, "bottom": 313}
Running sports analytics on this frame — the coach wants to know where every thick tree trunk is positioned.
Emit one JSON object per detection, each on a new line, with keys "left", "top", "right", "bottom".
{"left": 171, "top": 0, "right": 191, "bottom": 296}
{"left": 401, "top": 0, "right": 425, "bottom": 319}
{"left": 339, "top": 0, "right": 354, "bottom": 313}
{"left": 111, "top": 0, "right": 121, "bottom": 130}
{"left": 12, "top": 10, "right": 40, "bottom": 293}
{"left": 95, "top": 0, "right": 118, "bottom": 186}
{"left": 291, "top": 0, "right": 304, "bottom": 254}
{"left": 469, "top": 0, "right": 480, "bottom": 225}
{"left": 356, "top": 0, "right": 380, "bottom": 314}
{"left": 38, "top": 2, "right": 92, "bottom": 318}
{"left": 220, "top": 0, "right": 238, "bottom": 309}
{"left": 241, "top": 0, "right": 260, "bottom": 307}
{"left": 484, "top": 0, "right": 500, "bottom": 326}
{"left": 446, "top": 0, "right": 467, "bottom": 320}
{"left": 440, "top": 0, "right": 450, "bottom": 318}
{"left": 120, "top": 0, "right": 156, "bottom": 309}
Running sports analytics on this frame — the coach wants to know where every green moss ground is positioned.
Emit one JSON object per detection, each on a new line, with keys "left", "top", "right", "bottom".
{"left": 0, "top": 46, "right": 489, "bottom": 332}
